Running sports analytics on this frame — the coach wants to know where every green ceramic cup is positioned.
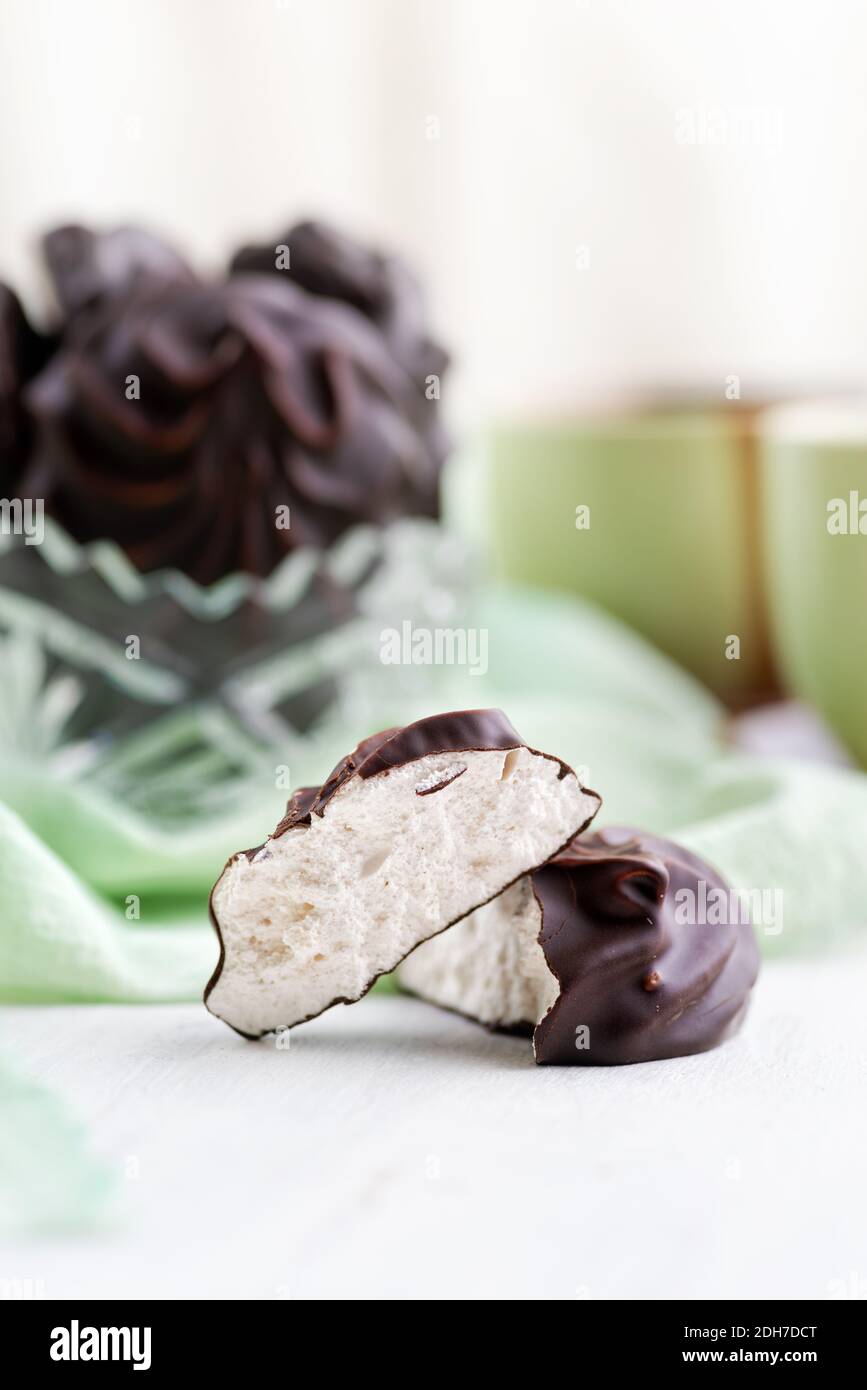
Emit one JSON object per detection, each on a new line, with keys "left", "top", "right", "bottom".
{"left": 484, "top": 405, "right": 776, "bottom": 705}
{"left": 760, "top": 400, "right": 867, "bottom": 766}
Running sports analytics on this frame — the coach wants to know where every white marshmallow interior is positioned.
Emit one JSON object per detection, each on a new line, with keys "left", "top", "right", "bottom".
{"left": 397, "top": 876, "right": 557, "bottom": 1031}
{"left": 208, "top": 745, "right": 594, "bottom": 1035}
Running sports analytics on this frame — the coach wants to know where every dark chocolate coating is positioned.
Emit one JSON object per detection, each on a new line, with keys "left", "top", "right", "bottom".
{"left": 271, "top": 708, "right": 587, "bottom": 837}
{"left": 24, "top": 271, "right": 445, "bottom": 583}
{"left": 0, "top": 283, "right": 54, "bottom": 489}
{"left": 43, "top": 223, "right": 194, "bottom": 322}
{"left": 230, "top": 218, "right": 449, "bottom": 390}
{"left": 531, "top": 827, "right": 760, "bottom": 1065}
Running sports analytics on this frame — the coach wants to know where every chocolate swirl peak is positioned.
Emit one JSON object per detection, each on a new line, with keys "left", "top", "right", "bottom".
{"left": 43, "top": 223, "right": 194, "bottom": 323}
{"left": 230, "top": 218, "right": 449, "bottom": 392}
{"left": 0, "top": 284, "right": 54, "bottom": 491}
{"left": 25, "top": 271, "right": 445, "bottom": 584}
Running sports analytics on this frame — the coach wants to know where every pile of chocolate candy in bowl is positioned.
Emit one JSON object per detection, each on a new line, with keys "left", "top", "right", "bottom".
{"left": 0, "top": 220, "right": 457, "bottom": 813}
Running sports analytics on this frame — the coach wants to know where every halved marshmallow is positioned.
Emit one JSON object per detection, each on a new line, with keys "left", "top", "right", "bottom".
{"left": 205, "top": 710, "right": 600, "bottom": 1037}
{"left": 398, "top": 827, "right": 761, "bottom": 1065}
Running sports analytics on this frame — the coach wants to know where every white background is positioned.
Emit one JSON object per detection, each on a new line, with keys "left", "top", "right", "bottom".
{"left": 2, "top": 0, "right": 867, "bottom": 420}
{"left": 5, "top": 956, "right": 867, "bottom": 1300}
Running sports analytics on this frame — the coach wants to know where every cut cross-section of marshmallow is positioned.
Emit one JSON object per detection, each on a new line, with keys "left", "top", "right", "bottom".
{"left": 397, "top": 827, "right": 761, "bottom": 1065}
{"left": 205, "top": 709, "right": 601, "bottom": 1037}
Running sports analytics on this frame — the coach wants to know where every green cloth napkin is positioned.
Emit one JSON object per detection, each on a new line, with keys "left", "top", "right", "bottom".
{"left": 1, "top": 582, "right": 866, "bottom": 1006}
{"left": 0, "top": 1050, "right": 114, "bottom": 1236}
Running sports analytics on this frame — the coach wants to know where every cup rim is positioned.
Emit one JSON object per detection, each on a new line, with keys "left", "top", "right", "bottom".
{"left": 758, "top": 394, "right": 867, "bottom": 445}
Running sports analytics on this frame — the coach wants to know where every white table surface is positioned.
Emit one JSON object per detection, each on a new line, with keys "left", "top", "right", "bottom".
{"left": 4, "top": 949, "right": 867, "bottom": 1301}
